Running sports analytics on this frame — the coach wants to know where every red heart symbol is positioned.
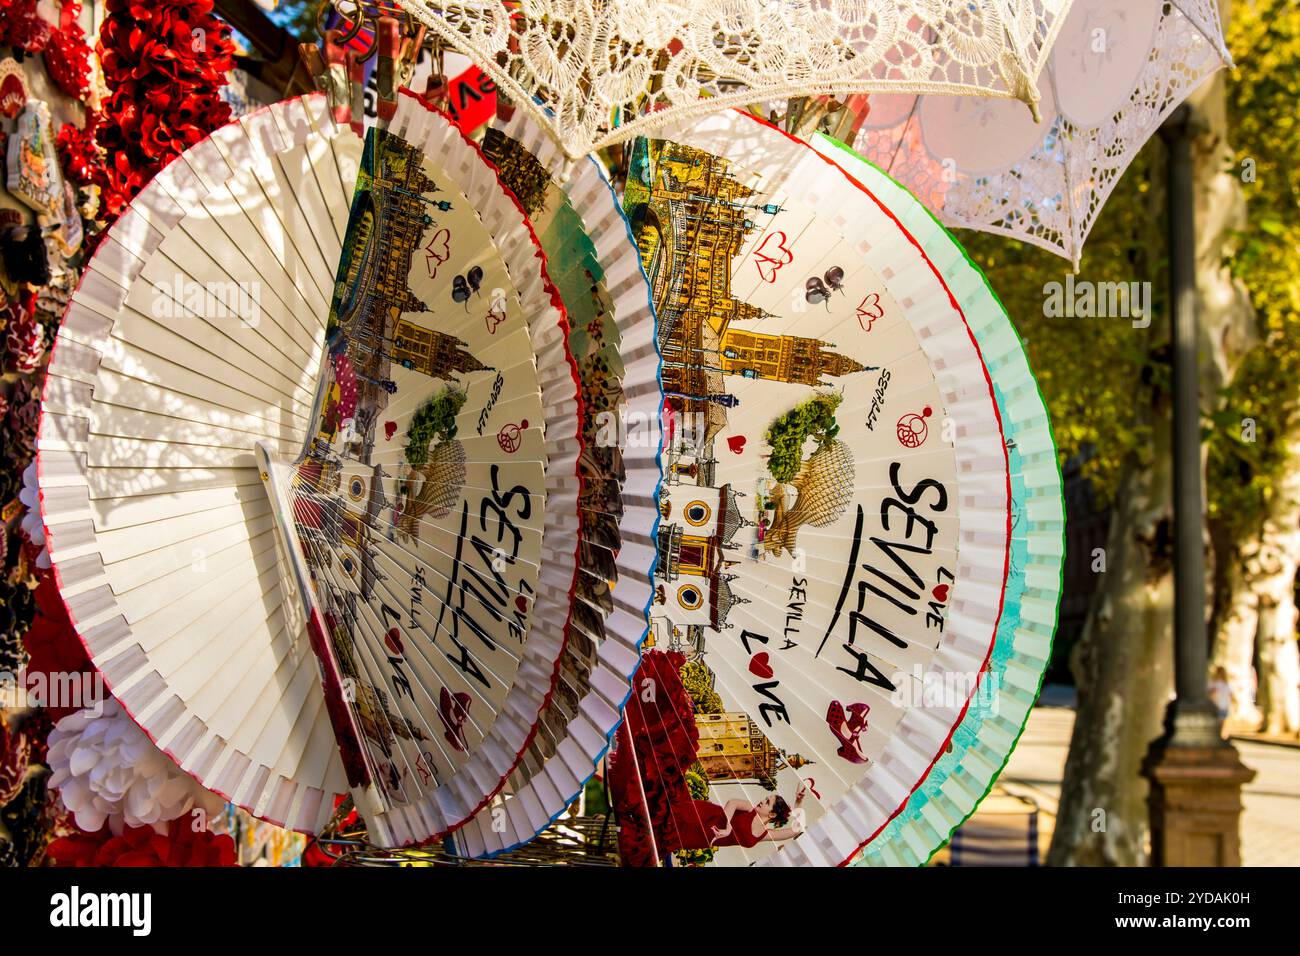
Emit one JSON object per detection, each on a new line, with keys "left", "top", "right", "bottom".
{"left": 516, "top": 595, "right": 528, "bottom": 614}
{"left": 856, "top": 292, "right": 884, "bottom": 331}
{"left": 384, "top": 627, "right": 404, "bottom": 656}
{"left": 485, "top": 308, "right": 506, "bottom": 334}
{"left": 424, "top": 228, "right": 451, "bottom": 278}
{"left": 384, "top": 420, "right": 397, "bottom": 441}
{"left": 932, "top": 584, "right": 949, "bottom": 603}
{"left": 753, "top": 231, "right": 793, "bottom": 283}
{"left": 727, "top": 435, "right": 746, "bottom": 455}
{"left": 749, "top": 652, "right": 773, "bottom": 680}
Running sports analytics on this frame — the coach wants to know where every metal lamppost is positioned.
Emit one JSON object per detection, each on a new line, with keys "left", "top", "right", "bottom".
{"left": 1143, "top": 105, "right": 1254, "bottom": 867}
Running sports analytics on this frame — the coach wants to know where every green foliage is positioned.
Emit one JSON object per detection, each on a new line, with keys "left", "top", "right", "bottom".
{"left": 680, "top": 660, "right": 723, "bottom": 714}
{"left": 764, "top": 392, "right": 843, "bottom": 482}
{"left": 674, "top": 846, "right": 715, "bottom": 865}
{"left": 959, "top": 146, "right": 1167, "bottom": 504}
{"left": 583, "top": 777, "right": 611, "bottom": 816}
{"left": 1206, "top": 0, "right": 1300, "bottom": 540}
{"left": 405, "top": 386, "right": 467, "bottom": 467}
{"left": 265, "top": 1, "right": 320, "bottom": 43}
{"left": 958, "top": 169, "right": 1170, "bottom": 685}
{"left": 684, "top": 768, "right": 710, "bottom": 800}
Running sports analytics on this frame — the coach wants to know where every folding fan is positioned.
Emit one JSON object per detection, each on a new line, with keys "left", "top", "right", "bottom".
{"left": 35, "top": 91, "right": 596, "bottom": 846}
{"left": 451, "top": 111, "right": 661, "bottom": 857}
{"left": 811, "top": 135, "right": 1064, "bottom": 867}
{"left": 614, "top": 111, "right": 1062, "bottom": 866}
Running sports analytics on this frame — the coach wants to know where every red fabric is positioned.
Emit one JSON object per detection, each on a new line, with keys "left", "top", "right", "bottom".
{"left": 301, "top": 796, "right": 358, "bottom": 867}
{"left": 443, "top": 66, "right": 497, "bottom": 133}
{"left": 607, "top": 650, "right": 701, "bottom": 866}
{"left": 706, "top": 806, "right": 766, "bottom": 849}
{"left": 47, "top": 817, "right": 237, "bottom": 867}
{"left": 656, "top": 801, "right": 769, "bottom": 850}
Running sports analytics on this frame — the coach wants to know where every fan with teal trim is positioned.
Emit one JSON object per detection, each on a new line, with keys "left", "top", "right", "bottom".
{"left": 812, "top": 134, "right": 1065, "bottom": 867}
{"left": 611, "top": 111, "right": 1063, "bottom": 867}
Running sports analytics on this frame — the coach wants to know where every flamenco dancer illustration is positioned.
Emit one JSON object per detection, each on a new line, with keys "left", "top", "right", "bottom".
{"left": 670, "top": 783, "right": 810, "bottom": 851}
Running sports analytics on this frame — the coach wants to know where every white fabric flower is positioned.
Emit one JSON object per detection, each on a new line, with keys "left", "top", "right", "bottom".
{"left": 47, "top": 699, "right": 225, "bottom": 835}
{"left": 19, "top": 461, "right": 50, "bottom": 570}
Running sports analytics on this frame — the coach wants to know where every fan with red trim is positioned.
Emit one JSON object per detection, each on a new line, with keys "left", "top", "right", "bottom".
{"left": 610, "top": 110, "right": 1062, "bottom": 867}
{"left": 36, "top": 92, "right": 658, "bottom": 848}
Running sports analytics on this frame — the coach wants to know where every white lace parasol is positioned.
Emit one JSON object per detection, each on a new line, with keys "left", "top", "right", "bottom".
{"left": 394, "top": 0, "right": 1075, "bottom": 160}
{"left": 853, "top": 0, "right": 1231, "bottom": 266}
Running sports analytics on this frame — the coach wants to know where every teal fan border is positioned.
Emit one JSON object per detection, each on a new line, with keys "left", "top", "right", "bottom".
{"left": 812, "top": 134, "right": 1066, "bottom": 868}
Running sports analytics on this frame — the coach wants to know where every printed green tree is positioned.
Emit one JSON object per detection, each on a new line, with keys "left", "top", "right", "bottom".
{"left": 763, "top": 393, "right": 843, "bottom": 483}
{"left": 405, "top": 386, "right": 467, "bottom": 467}
{"left": 680, "top": 661, "right": 723, "bottom": 714}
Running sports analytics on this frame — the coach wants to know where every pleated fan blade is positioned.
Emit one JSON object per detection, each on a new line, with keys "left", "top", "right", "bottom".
{"left": 810, "top": 136, "right": 1064, "bottom": 868}
{"left": 37, "top": 90, "right": 591, "bottom": 848}
{"left": 450, "top": 111, "right": 662, "bottom": 857}
{"left": 258, "top": 91, "right": 586, "bottom": 846}
{"left": 39, "top": 95, "right": 359, "bottom": 833}
{"left": 607, "top": 111, "right": 1061, "bottom": 867}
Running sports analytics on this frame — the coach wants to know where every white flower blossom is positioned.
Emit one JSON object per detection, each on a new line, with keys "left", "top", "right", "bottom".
{"left": 47, "top": 699, "right": 225, "bottom": 835}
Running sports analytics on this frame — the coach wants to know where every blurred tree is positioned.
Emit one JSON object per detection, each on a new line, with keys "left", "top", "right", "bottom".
{"left": 962, "top": 0, "right": 1258, "bottom": 863}
{"left": 966, "top": 142, "right": 1174, "bottom": 866}
{"left": 680, "top": 661, "right": 723, "bottom": 714}
{"left": 405, "top": 386, "right": 466, "bottom": 467}
{"left": 1208, "top": 0, "right": 1300, "bottom": 735}
{"left": 212, "top": 0, "right": 319, "bottom": 95}
{"left": 267, "top": 1, "right": 320, "bottom": 42}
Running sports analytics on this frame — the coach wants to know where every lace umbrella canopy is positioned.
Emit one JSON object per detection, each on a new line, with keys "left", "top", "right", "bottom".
{"left": 393, "top": 0, "right": 1076, "bottom": 161}
{"left": 852, "top": 0, "right": 1231, "bottom": 266}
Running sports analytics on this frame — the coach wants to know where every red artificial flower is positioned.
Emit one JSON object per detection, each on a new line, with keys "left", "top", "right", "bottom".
{"left": 0, "top": 0, "right": 52, "bottom": 53}
{"left": 93, "top": 0, "right": 235, "bottom": 225}
{"left": 47, "top": 817, "right": 238, "bottom": 867}
{"left": 43, "top": 2, "right": 94, "bottom": 102}
{"left": 56, "top": 114, "right": 108, "bottom": 189}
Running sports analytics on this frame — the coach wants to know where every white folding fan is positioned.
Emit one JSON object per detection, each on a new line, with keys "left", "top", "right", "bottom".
{"left": 813, "top": 134, "right": 1063, "bottom": 867}
{"left": 40, "top": 95, "right": 359, "bottom": 835}
{"left": 613, "top": 110, "right": 1061, "bottom": 867}
{"left": 450, "top": 111, "right": 661, "bottom": 857}
{"left": 33, "top": 91, "right": 630, "bottom": 846}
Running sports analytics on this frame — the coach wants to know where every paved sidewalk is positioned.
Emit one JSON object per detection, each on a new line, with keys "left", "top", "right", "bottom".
{"left": 996, "top": 687, "right": 1300, "bottom": 867}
